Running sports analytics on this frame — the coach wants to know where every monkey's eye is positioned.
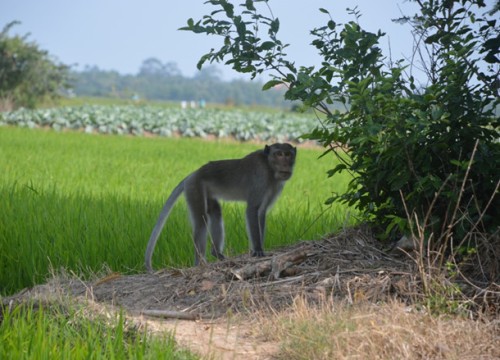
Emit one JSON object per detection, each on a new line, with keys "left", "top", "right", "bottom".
{"left": 275, "top": 151, "right": 284, "bottom": 157}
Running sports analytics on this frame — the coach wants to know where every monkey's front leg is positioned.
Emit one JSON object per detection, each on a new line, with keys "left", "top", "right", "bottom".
{"left": 246, "top": 205, "right": 265, "bottom": 257}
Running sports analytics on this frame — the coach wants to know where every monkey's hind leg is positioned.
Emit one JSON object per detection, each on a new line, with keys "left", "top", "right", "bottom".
{"left": 186, "top": 187, "right": 209, "bottom": 266}
{"left": 190, "top": 214, "right": 208, "bottom": 266}
{"left": 207, "top": 198, "right": 225, "bottom": 261}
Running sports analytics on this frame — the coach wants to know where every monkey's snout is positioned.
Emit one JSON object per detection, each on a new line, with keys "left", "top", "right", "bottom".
{"left": 278, "top": 171, "right": 292, "bottom": 179}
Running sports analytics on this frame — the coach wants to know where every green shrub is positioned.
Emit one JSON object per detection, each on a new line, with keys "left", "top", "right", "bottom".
{"left": 182, "top": 0, "right": 499, "bottom": 249}
{"left": 0, "top": 21, "right": 69, "bottom": 110}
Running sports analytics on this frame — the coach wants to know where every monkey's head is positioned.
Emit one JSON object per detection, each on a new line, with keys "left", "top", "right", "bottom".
{"left": 265, "top": 143, "right": 297, "bottom": 181}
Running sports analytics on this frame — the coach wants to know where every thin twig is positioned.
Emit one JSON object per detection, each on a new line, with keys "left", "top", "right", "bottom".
{"left": 141, "top": 309, "right": 207, "bottom": 321}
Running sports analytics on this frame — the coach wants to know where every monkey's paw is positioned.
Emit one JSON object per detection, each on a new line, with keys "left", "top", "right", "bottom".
{"left": 251, "top": 250, "right": 265, "bottom": 257}
{"left": 211, "top": 250, "right": 225, "bottom": 260}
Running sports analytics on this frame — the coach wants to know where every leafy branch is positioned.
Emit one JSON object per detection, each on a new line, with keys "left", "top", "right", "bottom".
{"left": 182, "top": 0, "right": 499, "bottom": 250}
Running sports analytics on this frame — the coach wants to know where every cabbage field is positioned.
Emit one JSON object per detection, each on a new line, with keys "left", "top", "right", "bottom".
{"left": 0, "top": 105, "right": 317, "bottom": 141}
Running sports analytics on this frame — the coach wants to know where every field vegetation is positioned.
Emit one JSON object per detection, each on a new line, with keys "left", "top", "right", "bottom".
{"left": 2, "top": 104, "right": 498, "bottom": 360}
{"left": 1, "top": 0, "right": 498, "bottom": 356}
{"left": 0, "top": 126, "right": 353, "bottom": 296}
{"left": 0, "top": 103, "right": 315, "bottom": 141}
{"left": 0, "top": 123, "right": 355, "bottom": 359}
{"left": 0, "top": 302, "right": 195, "bottom": 360}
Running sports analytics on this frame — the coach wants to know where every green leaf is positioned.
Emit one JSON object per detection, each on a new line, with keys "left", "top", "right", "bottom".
{"left": 234, "top": 16, "right": 246, "bottom": 38}
{"left": 245, "top": 0, "right": 256, "bottom": 11}
{"left": 221, "top": 1, "right": 234, "bottom": 18}
{"left": 324, "top": 196, "right": 336, "bottom": 205}
{"left": 327, "top": 163, "right": 348, "bottom": 177}
{"left": 425, "top": 32, "right": 443, "bottom": 44}
{"left": 262, "top": 79, "right": 282, "bottom": 91}
{"left": 270, "top": 18, "right": 280, "bottom": 34}
{"left": 260, "top": 41, "right": 275, "bottom": 51}
{"left": 239, "top": 65, "right": 256, "bottom": 73}
{"left": 196, "top": 53, "right": 213, "bottom": 69}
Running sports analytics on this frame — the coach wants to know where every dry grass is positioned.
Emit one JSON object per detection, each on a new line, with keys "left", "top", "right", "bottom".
{"left": 3, "top": 227, "right": 418, "bottom": 319}
{"left": 3, "top": 226, "right": 499, "bottom": 359}
{"left": 258, "top": 297, "right": 500, "bottom": 360}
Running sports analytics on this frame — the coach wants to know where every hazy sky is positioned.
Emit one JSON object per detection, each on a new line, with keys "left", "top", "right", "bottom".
{"left": 1, "top": 0, "right": 494, "bottom": 81}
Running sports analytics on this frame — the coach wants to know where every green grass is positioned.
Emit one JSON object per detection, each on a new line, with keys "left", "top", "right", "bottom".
{"left": 0, "top": 303, "right": 196, "bottom": 359}
{"left": 0, "top": 126, "right": 354, "bottom": 296}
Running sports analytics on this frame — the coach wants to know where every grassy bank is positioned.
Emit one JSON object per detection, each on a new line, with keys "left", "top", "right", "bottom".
{"left": 0, "top": 303, "right": 195, "bottom": 359}
{"left": 0, "top": 127, "right": 354, "bottom": 295}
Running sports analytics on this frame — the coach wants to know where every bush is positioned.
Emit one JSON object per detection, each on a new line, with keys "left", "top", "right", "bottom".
{"left": 181, "top": 0, "right": 499, "bottom": 251}
{"left": 0, "top": 21, "right": 70, "bottom": 110}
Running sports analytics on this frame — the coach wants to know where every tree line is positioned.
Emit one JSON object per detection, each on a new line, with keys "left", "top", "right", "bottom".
{"left": 0, "top": 21, "right": 288, "bottom": 110}
{"left": 70, "top": 59, "right": 288, "bottom": 107}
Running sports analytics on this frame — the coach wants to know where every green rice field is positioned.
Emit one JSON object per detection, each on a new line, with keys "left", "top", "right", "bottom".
{"left": 0, "top": 303, "right": 195, "bottom": 359}
{"left": 0, "top": 126, "right": 354, "bottom": 296}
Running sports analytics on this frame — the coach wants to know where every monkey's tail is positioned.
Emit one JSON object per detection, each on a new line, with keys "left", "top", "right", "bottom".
{"left": 144, "top": 180, "right": 185, "bottom": 272}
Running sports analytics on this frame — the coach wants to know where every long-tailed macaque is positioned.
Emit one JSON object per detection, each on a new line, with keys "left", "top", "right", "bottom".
{"left": 145, "top": 143, "right": 297, "bottom": 272}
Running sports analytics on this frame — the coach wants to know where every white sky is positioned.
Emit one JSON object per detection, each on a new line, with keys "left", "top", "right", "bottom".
{"left": 0, "top": 0, "right": 496, "bottom": 81}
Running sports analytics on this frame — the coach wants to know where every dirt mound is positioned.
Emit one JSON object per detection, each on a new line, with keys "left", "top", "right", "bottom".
{"left": 5, "top": 227, "right": 499, "bottom": 359}
{"left": 3, "top": 227, "right": 417, "bottom": 318}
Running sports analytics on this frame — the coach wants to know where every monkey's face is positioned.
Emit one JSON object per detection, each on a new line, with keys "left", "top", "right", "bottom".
{"left": 266, "top": 143, "right": 297, "bottom": 181}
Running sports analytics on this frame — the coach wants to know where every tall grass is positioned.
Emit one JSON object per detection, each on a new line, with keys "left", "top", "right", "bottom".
{"left": 0, "top": 303, "right": 196, "bottom": 359}
{"left": 0, "top": 127, "right": 354, "bottom": 295}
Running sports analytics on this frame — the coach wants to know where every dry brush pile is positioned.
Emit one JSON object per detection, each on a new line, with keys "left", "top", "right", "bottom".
{"left": 3, "top": 227, "right": 498, "bottom": 320}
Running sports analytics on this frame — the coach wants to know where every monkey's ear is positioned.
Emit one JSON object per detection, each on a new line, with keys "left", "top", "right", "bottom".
{"left": 264, "top": 145, "right": 271, "bottom": 155}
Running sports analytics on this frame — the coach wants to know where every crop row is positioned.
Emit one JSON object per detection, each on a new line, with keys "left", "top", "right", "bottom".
{"left": 0, "top": 105, "right": 316, "bottom": 141}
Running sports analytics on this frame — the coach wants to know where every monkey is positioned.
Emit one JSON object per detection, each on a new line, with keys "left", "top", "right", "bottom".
{"left": 144, "top": 143, "right": 297, "bottom": 272}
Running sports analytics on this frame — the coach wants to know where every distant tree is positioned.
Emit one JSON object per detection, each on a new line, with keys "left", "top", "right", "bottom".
{"left": 163, "top": 61, "right": 182, "bottom": 77}
{"left": 194, "top": 65, "right": 222, "bottom": 80}
{"left": 72, "top": 65, "right": 123, "bottom": 97}
{"left": 139, "top": 57, "right": 164, "bottom": 77}
{"left": 139, "top": 57, "right": 182, "bottom": 77}
{"left": 0, "top": 21, "right": 70, "bottom": 110}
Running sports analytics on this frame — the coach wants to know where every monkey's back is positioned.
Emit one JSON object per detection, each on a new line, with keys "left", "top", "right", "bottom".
{"left": 192, "top": 150, "right": 272, "bottom": 201}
